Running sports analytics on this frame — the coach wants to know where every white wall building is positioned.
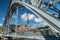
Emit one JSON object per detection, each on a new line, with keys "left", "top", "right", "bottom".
{"left": 31, "top": 0, "right": 40, "bottom": 7}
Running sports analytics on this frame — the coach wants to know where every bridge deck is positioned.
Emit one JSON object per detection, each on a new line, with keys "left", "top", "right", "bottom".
{"left": 3, "top": 32, "right": 45, "bottom": 40}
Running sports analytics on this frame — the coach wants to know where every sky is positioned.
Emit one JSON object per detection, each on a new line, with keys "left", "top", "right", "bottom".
{"left": 10, "top": 7, "right": 45, "bottom": 27}
{"left": 0, "top": 0, "right": 44, "bottom": 27}
{"left": 0, "top": 0, "right": 10, "bottom": 26}
{"left": 0, "top": 0, "right": 60, "bottom": 27}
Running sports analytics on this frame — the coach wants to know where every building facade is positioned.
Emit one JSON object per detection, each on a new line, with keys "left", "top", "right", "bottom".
{"left": 31, "top": 0, "right": 40, "bottom": 7}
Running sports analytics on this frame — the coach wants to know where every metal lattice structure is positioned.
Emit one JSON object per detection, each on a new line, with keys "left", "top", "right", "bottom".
{"left": 2, "top": 0, "right": 60, "bottom": 40}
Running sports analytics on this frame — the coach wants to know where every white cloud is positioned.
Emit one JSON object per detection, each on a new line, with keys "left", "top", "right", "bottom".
{"left": 21, "top": 13, "right": 35, "bottom": 21}
{"left": 12, "top": 15, "right": 17, "bottom": 18}
{"left": 21, "top": 13, "right": 43, "bottom": 24}
{"left": 43, "top": 22, "right": 48, "bottom": 26}
{"left": 2, "top": 18, "right": 5, "bottom": 21}
{"left": 21, "top": 13, "right": 28, "bottom": 21}
{"left": 28, "top": 14, "right": 35, "bottom": 20}
{"left": 44, "top": 23, "right": 47, "bottom": 25}
{"left": 21, "top": 13, "right": 48, "bottom": 27}
{"left": 34, "top": 18, "right": 43, "bottom": 23}
{"left": 0, "top": 24, "right": 2, "bottom": 26}
{"left": 39, "top": 22, "right": 48, "bottom": 27}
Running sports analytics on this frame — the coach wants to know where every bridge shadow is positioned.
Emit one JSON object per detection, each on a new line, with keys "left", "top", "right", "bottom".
{"left": 43, "top": 35, "right": 60, "bottom": 40}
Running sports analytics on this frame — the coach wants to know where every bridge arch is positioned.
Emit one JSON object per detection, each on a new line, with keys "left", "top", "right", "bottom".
{"left": 3, "top": 1, "right": 60, "bottom": 37}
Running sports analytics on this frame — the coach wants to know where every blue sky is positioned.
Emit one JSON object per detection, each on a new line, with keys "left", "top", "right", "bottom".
{"left": 9, "top": 7, "right": 44, "bottom": 27}
{"left": 0, "top": 0, "right": 10, "bottom": 24}
{"left": 0, "top": 0, "right": 60, "bottom": 27}
{"left": 0, "top": 0, "right": 44, "bottom": 27}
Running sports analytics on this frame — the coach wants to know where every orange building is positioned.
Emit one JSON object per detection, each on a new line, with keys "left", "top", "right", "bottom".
{"left": 17, "top": 26, "right": 31, "bottom": 32}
